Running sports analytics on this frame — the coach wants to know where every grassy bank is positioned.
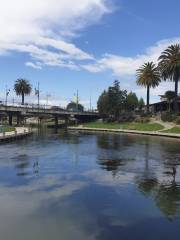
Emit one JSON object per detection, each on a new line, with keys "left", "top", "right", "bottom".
{"left": 82, "top": 122, "right": 164, "bottom": 132}
{"left": 0, "top": 126, "right": 15, "bottom": 133}
{"left": 162, "top": 127, "right": 180, "bottom": 134}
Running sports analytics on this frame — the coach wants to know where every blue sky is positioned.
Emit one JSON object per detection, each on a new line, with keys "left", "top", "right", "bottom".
{"left": 0, "top": 0, "right": 179, "bottom": 108}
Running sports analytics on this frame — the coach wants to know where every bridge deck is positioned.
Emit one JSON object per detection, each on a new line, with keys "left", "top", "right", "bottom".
{"left": 0, "top": 105, "right": 99, "bottom": 117}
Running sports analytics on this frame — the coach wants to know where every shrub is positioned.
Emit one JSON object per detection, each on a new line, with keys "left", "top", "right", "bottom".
{"left": 161, "top": 112, "right": 177, "bottom": 122}
{"left": 135, "top": 117, "right": 150, "bottom": 123}
{"left": 118, "top": 113, "right": 135, "bottom": 123}
{"left": 175, "top": 116, "right": 180, "bottom": 125}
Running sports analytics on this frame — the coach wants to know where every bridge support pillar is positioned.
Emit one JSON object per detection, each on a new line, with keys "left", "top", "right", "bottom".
{"left": 55, "top": 116, "right": 58, "bottom": 128}
{"left": 65, "top": 116, "right": 69, "bottom": 128}
{"left": 8, "top": 114, "right": 13, "bottom": 126}
{"left": 17, "top": 115, "right": 21, "bottom": 126}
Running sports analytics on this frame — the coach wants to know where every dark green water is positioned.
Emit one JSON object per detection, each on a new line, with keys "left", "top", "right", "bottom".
{"left": 0, "top": 129, "right": 180, "bottom": 240}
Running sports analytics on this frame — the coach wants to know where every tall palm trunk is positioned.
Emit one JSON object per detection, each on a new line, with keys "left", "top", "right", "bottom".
{"left": 21, "top": 92, "right": 25, "bottom": 105}
{"left": 168, "top": 101, "right": 171, "bottom": 112}
{"left": 174, "top": 79, "right": 179, "bottom": 112}
{"left": 146, "top": 85, "right": 150, "bottom": 114}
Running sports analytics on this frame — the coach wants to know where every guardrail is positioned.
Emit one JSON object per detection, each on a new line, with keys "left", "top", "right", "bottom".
{"left": 0, "top": 104, "right": 99, "bottom": 116}
{"left": 0, "top": 101, "right": 97, "bottom": 113}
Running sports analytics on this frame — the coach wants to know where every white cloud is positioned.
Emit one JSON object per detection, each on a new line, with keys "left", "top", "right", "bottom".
{"left": 82, "top": 38, "right": 180, "bottom": 76}
{"left": 25, "top": 62, "right": 42, "bottom": 70}
{"left": 0, "top": 0, "right": 112, "bottom": 68}
{"left": 0, "top": 0, "right": 179, "bottom": 104}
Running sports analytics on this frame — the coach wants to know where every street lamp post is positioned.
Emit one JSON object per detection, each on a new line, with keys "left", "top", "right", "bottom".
{"left": 35, "top": 82, "right": 40, "bottom": 126}
{"left": 76, "top": 90, "right": 79, "bottom": 112}
{"left": 35, "top": 82, "right": 40, "bottom": 107}
{"left": 90, "top": 96, "right": 92, "bottom": 112}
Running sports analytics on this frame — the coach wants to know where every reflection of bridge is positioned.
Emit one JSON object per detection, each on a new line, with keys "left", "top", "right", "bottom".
{"left": 0, "top": 105, "right": 100, "bottom": 126}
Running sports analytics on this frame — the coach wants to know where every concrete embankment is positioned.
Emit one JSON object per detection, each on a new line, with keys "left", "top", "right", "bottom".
{"left": 68, "top": 127, "right": 180, "bottom": 139}
{"left": 0, "top": 127, "right": 32, "bottom": 143}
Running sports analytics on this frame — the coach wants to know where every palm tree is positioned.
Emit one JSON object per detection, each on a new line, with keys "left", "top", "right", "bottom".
{"left": 136, "top": 62, "right": 161, "bottom": 113}
{"left": 14, "top": 79, "right": 32, "bottom": 105}
{"left": 158, "top": 44, "right": 180, "bottom": 112}
{"left": 164, "top": 91, "right": 176, "bottom": 112}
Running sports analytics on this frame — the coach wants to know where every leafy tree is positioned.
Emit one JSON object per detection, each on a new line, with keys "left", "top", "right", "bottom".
{"left": 97, "top": 90, "right": 109, "bottom": 116}
{"left": 164, "top": 91, "right": 176, "bottom": 112}
{"left": 158, "top": 44, "right": 180, "bottom": 112}
{"left": 138, "top": 97, "right": 145, "bottom": 111}
{"left": 67, "top": 102, "right": 84, "bottom": 112}
{"left": 97, "top": 80, "right": 127, "bottom": 120}
{"left": 136, "top": 62, "right": 161, "bottom": 113}
{"left": 126, "top": 92, "right": 139, "bottom": 111}
{"left": 14, "top": 78, "right": 32, "bottom": 105}
{"left": 108, "top": 80, "right": 127, "bottom": 119}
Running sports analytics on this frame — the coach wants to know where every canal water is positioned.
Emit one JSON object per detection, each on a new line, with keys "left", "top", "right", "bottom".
{"left": 0, "top": 129, "right": 180, "bottom": 240}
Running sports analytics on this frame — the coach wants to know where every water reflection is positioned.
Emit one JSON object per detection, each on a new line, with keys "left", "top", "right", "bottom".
{"left": 0, "top": 130, "right": 180, "bottom": 240}
{"left": 96, "top": 132, "right": 180, "bottom": 220}
{"left": 12, "top": 154, "right": 31, "bottom": 176}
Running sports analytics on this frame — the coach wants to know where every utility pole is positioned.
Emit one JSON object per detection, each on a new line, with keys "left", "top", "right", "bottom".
{"left": 90, "top": 95, "right": 92, "bottom": 111}
{"left": 35, "top": 82, "right": 40, "bottom": 107}
{"left": 46, "top": 93, "right": 51, "bottom": 106}
{"left": 5, "top": 86, "right": 10, "bottom": 106}
{"left": 76, "top": 90, "right": 79, "bottom": 111}
{"left": 35, "top": 82, "right": 40, "bottom": 126}
{"left": 37, "top": 82, "right": 40, "bottom": 107}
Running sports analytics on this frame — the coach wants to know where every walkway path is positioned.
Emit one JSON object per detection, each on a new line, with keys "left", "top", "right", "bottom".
{"left": 68, "top": 126, "right": 180, "bottom": 139}
{"left": 0, "top": 127, "right": 32, "bottom": 142}
{"left": 153, "top": 120, "right": 175, "bottom": 131}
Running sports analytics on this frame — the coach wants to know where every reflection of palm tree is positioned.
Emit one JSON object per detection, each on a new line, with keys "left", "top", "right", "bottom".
{"left": 136, "top": 164, "right": 180, "bottom": 219}
{"left": 96, "top": 134, "right": 136, "bottom": 177}
{"left": 97, "top": 133, "right": 136, "bottom": 150}
{"left": 98, "top": 158, "right": 125, "bottom": 171}
{"left": 97, "top": 134, "right": 113, "bottom": 150}
{"left": 137, "top": 178, "right": 158, "bottom": 197}
{"left": 135, "top": 143, "right": 158, "bottom": 197}
{"left": 155, "top": 179, "right": 180, "bottom": 219}
{"left": 136, "top": 141, "right": 157, "bottom": 188}
{"left": 97, "top": 157, "right": 134, "bottom": 178}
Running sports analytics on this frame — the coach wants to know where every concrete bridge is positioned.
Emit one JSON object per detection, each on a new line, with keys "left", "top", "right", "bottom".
{"left": 0, "top": 105, "right": 100, "bottom": 126}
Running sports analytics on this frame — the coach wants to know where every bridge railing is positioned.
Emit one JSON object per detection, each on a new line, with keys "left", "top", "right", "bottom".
{"left": 0, "top": 101, "right": 98, "bottom": 115}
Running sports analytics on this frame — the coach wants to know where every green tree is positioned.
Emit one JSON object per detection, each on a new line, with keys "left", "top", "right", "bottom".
{"left": 164, "top": 91, "right": 176, "bottom": 112}
{"left": 97, "top": 80, "right": 127, "bottom": 120}
{"left": 158, "top": 44, "right": 180, "bottom": 112}
{"left": 138, "top": 97, "right": 145, "bottom": 111}
{"left": 14, "top": 78, "right": 32, "bottom": 105}
{"left": 126, "top": 92, "right": 139, "bottom": 111}
{"left": 67, "top": 102, "right": 84, "bottom": 112}
{"left": 97, "top": 90, "right": 109, "bottom": 116}
{"left": 108, "top": 80, "right": 127, "bottom": 119}
{"left": 136, "top": 62, "right": 161, "bottom": 113}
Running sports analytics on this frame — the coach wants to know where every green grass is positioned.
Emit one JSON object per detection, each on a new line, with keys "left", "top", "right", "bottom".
{"left": 83, "top": 122, "right": 121, "bottom": 129}
{"left": 82, "top": 122, "right": 164, "bottom": 132}
{"left": 162, "top": 127, "right": 180, "bottom": 134}
{"left": 0, "top": 125, "right": 15, "bottom": 133}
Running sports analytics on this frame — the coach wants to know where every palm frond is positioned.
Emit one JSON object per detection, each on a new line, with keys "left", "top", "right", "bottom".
{"left": 136, "top": 62, "right": 161, "bottom": 88}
